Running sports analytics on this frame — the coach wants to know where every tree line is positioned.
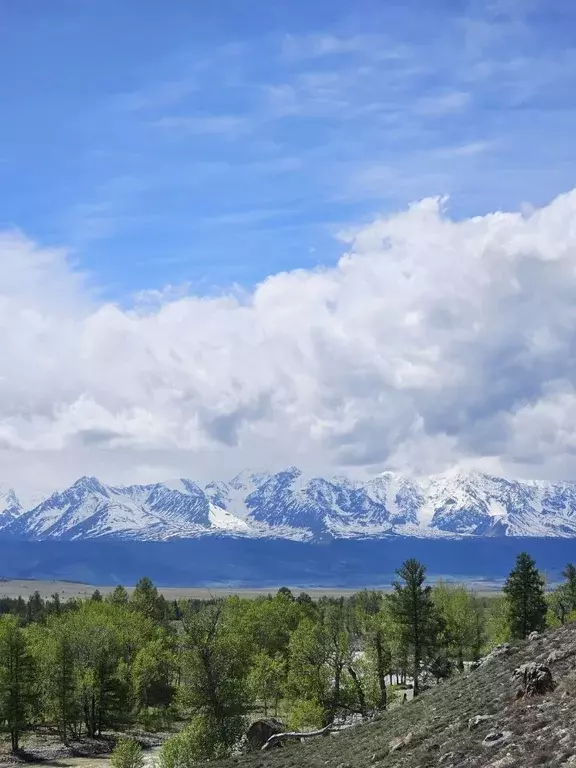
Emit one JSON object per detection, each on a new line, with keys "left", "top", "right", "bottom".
{"left": 0, "top": 553, "right": 575, "bottom": 764}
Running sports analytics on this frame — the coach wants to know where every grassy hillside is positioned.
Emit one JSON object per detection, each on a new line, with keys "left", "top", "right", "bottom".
{"left": 216, "top": 623, "right": 576, "bottom": 768}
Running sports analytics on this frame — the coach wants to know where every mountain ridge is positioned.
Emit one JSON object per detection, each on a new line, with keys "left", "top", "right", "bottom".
{"left": 2, "top": 467, "right": 576, "bottom": 542}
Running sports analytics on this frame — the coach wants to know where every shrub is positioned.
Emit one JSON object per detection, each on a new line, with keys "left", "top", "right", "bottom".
{"left": 159, "top": 715, "right": 241, "bottom": 767}
{"left": 288, "top": 699, "right": 325, "bottom": 731}
{"left": 111, "top": 739, "right": 144, "bottom": 768}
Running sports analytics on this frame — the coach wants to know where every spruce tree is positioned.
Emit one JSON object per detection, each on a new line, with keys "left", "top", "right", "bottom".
{"left": 562, "top": 563, "right": 576, "bottom": 612}
{"left": 0, "top": 617, "right": 35, "bottom": 751}
{"left": 386, "top": 559, "right": 439, "bottom": 696}
{"left": 503, "top": 552, "right": 547, "bottom": 639}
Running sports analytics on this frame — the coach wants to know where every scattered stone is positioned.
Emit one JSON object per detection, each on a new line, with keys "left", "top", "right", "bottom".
{"left": 513, "top": 662, "right": 555, "bottom": 697}
{"left": 246, "top": 718, "right": 286, "bottom": 750}
{"left": 482, "top": 730, "right": 513, "bottom": 748}
{"left": 547, "top": 650, "right": 561, "bottom": 665}
{"left": 488, "top": 755, "right": 516, "bottom": 768}
{"left": 529, "top": 631, "right": 541, "bottom": 641}
{"left": 389, "top": 732, "right": 413, "bottom": 752}
{"left": 468, "top": 714, "right": 494, "bottom": 730}
{"left": 479, "top": 643, "right": 514, "bottom": 666}
{"left": 438, "top": 754, "right": 455, "bottom": 765}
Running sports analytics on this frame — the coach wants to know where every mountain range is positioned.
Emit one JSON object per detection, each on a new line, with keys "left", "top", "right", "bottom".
{"left": 2, "top": 467, "right": 576, "bottom": 542}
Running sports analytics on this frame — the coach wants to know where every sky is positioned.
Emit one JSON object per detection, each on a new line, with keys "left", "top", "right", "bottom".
{"left": 1, "top": 0, "right": 576, "bottom": 497}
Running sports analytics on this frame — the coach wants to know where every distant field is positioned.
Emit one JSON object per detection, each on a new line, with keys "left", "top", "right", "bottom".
{"left": 0, "top": 578, "right": 504, "bottom": 600}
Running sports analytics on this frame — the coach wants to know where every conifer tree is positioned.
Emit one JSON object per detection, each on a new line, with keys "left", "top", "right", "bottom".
{"left": 503, "top": 552, "right": 547, "bottom": 639}
{"left": 0, "top": 617, "right": 35, "bottom": 751}
{"left": 562, "top": 563, "right": 576, "bottom": 612}
{"left": 387, "top": 559, "right": 439, "bottom": 696}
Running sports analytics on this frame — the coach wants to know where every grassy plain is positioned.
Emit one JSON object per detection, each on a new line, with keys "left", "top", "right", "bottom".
{"left": 0, "top": 578, "right": 503, "bottom": 600}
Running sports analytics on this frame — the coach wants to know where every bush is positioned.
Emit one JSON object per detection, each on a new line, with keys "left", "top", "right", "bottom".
{"left": 159, "top": 715, "right": 241, "bottom": 767}
{"left": 288, "top": 699, "right": 325, "bottom": 731}
{"left": 111, "top": 739, "right": 144, "bottom": 768}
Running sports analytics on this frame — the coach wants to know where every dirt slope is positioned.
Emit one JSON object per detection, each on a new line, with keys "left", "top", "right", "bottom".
{"left": 217, "top": 623, "right": 576, "bottom": 768}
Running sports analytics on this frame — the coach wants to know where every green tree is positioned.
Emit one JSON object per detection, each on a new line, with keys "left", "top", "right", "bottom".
{"left": 160, "top": 715, "right": 225, "bottom": 767}
{"left": 108, "top": 585, "right": 129, "bottom": 607}
{"left": 247, "top": 652, "right": 285, "bottom": 716}
{"left": 361, "top": 604, "right": 393, "bottom": 710}
{"left": 432, "top": 582, "right": 485, "bottom": 667}
{"left": 36, "top": 620, "right": 78, "bottom": 742}
{"left": 562, "top": 563, "right": 576, "bottom": 612}
{"left": 180, "top": 601, "right": 250, "bottom": 757}
{"left": 286, "top": 618, "right": 331, "bottom": 722}
{"left": 0, "top": 616, "right": 35, "bottom": 750}
{"left": 548, "top": 585, "right": 572, "bottom": 626}
{"left": 387, "top": 559, "right": 439, "bottom": 696}
{"left": 111, "top": 738, "right": 144, "bottom": 768}
{"left": 503, "top": 552, "right": 547, "bottom": 639}
{"left": 131, "top": 578, "right": 165, "bottom": 623}
{"left": 132, "top": 637, "right": 175, "bottom": 715}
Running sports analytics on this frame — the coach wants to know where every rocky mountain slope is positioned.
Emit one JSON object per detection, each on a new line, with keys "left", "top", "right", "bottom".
{"left": 214, "top": 624, "right": 576, "bottom": 768}
{"left": 2, "top": 468, "right": 576, "bottom": 542}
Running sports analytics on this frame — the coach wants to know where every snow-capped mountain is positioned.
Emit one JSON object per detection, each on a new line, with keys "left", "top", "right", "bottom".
{"left": 2, "top": 468, "right": 576, "bottom": 542}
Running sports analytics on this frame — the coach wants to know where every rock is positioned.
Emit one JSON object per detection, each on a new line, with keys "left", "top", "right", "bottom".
{"left": 389, "top": 732, "right": 413, "bottom": 752}
{"left": 479, "top": 643, "right": 513, "bottom": 666}
{"left": 513, "top": 662, "right": 555, "bottom": 697}
{"left": 468, "top": 714, "right": 493, "bottom": 730}
{"left": 245, "top": 718, "right": 286, "bottom": 750}
{"left": 469, "top": 660, "right": 481, "bottom": 671}
{"left": 482, "top": 730, "right": 512, "bottom": 747}
{"left": 528, "top": 631, "right": 541, "bottom": 641}
{"left": 438, "top": 754, "right": 455, "bottom": 765}
{"left": 547, "top": 650, "right": 561, "bottom": 665}
{"left": 488, "top": 755, "right": 516, "bottom": 768}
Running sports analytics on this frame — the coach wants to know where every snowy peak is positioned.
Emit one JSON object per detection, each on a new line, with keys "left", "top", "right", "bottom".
{"left": 0, "top": 486, "right": 23, "bottom": 530}
{"left": 3, "top": 468, "right": 576, "bottom": 542}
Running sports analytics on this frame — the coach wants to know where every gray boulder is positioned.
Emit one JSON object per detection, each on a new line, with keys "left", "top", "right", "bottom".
{"left": 513, "top": 662, "right": 555, "bottom": 697}
{"left": 246, "top": 718, "right": 286, "bottom": 750}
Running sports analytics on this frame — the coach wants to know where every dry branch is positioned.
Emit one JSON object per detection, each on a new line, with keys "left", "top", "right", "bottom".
{"left": 261, "top": 724, "right": 332, "bottom": 750}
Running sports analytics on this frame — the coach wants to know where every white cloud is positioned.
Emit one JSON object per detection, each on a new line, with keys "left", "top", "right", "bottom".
{"left": 3, "top": 190, "right": 576, "bottom": 493}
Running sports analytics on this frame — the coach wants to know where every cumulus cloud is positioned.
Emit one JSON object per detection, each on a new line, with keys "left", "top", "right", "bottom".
{"left": 2, "top": 190, "right": 576, "bottom": 492}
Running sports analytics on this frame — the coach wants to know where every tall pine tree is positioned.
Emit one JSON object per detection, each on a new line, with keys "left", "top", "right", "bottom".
{"left": 503, "top": 552, "right": 547, "bottom": 639}
{"left": 562, "top": 563, "right": 576, "bottom": 612}
{"left": 0, "top": 617, "right": 35, "bottom": 751}
{"left": 387, "top": 559, "right": 439, "bottom": 696}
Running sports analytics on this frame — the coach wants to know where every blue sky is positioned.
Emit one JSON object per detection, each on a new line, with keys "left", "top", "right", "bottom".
{"left": 2, "top": 0, "right": 576, "bottom": 297}
{"left": 3, "top": 0, "right": 576, "bottom": 495}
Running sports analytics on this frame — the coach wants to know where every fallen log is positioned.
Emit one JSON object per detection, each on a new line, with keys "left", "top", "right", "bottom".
{"left": 261, "top": 724, "right": 332, "bottom": 750}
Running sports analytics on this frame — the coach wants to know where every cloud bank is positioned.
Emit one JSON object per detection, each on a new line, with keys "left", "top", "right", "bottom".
{"left": 2, "top": 190, "right": 576, "bottom": 493}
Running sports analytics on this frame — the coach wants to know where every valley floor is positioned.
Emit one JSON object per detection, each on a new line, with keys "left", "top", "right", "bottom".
{"left": 0, "top": 579, "right": 504, "bottom": 600}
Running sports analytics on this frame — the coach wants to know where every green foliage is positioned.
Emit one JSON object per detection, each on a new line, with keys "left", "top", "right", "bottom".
{"left": 0, "top": 557, "right": 567, "bottom": 752}
{"left": 111, "top": 739, "right": 144, "bottom": 768}
{"left": 387, "top": 559, "right": 440, "bottom": 696}
{"left": 160, "top": 715, "right": 237, "bottom": 766}
{"left": 108, "top": 585, "right": 129, "bottom": 606}
{"left": 483, "top": 596, "right": 511, "bottom": 648}
{"left": 432, "top": 582, "right": 485, "bottom": 665}
{"left": 247, "top": 651, "right": 286, "bottom": 716}
{"left": 288, "top": 699, "right": 325, "bottom": 731}
{"left": 131, "top": 577, "right": 165, "bottom": 622}
{"left": 503, "top": 552, "right": 548, "bottom": 639}
{"left": 0, "top": 616, "right": 36, "bottom": 751}
{"left": 180, "top": 601, "right": 250, "bottom": 751}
